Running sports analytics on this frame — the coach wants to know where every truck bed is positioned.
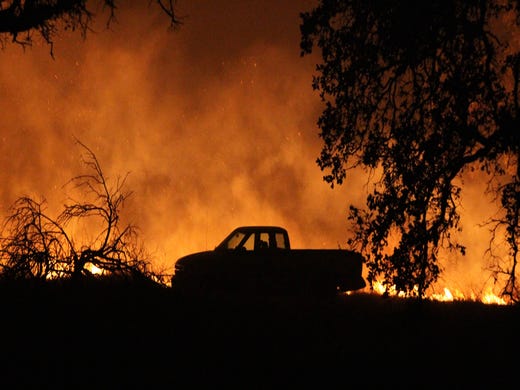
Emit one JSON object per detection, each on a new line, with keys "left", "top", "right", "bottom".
{"left": 172, "top": 247, "right": 366, "bottom": 297}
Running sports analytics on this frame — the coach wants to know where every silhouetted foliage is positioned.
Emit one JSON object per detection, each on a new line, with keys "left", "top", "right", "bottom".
{"left": 300, "top": 0, "right": 520, "bottom": 300}
{"left": 487, "top": 177, "right": 520, "bottom": 303}
{"left": 0, "top": 0, "right": 181, "bottom": 55}
{"left": 0, "top": 141, "right": 165, "bottom": 285}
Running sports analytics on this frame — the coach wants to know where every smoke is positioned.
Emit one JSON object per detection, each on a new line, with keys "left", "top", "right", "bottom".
{"left": 0, "top": 0, "right": 504, "bottom": 295}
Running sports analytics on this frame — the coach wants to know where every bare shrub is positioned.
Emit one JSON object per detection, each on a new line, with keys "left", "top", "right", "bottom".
{"left": 0, "top": 141, "right": 163, "bottom": 285}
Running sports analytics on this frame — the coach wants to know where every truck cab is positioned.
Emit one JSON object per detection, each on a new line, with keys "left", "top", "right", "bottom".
{"left": 215, "top": 226, "right": 291, "bottom": 251}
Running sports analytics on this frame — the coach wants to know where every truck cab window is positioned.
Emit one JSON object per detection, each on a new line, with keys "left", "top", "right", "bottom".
{"left": 242, "top": 234, "right": 255, "bottom": 251}
{"left": 274, "top": 232, "right": 287, "bottom": 249}
{"left": 256, "top": 232, "right": 270, "bottom": 250}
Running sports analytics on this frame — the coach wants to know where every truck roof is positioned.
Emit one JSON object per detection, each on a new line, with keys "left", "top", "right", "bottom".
{"left": 216, "top": 226, "right": 291, "bottom": 250}
{"left": 232, "top": 226, "right": 288, "bottom": 233}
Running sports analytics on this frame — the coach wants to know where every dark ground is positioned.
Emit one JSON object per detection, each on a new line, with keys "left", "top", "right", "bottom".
{"left": 0, "top": 280, "right": 518, "bottom": 389}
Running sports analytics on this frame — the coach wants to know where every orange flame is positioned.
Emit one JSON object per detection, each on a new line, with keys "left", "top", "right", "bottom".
{"left": 368, "top": 281, "right": 508, "bottom": 305}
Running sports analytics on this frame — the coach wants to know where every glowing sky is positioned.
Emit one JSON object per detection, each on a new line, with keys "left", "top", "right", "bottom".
{"left": 0, "top": 0, "right": 500, "bottom": 295}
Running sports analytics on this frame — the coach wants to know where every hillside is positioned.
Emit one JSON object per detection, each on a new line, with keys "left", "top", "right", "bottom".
{"left": 0, "top": 281, "right": 517, "bottom": 388}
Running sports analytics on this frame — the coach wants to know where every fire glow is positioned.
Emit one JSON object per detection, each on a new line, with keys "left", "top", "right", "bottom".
{"left": 0, "top": 1, "right": 514, "bottom": 302}
{"left": 370, "top": 281, "right": 508, "bottom": 305}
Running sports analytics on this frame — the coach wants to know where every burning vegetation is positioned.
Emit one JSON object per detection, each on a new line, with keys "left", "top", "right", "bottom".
{"left": 0, "top": 1, "right": 517, "bottom": 305}
{"left": 0, "top": 141, "right": 167, "bottom": 285}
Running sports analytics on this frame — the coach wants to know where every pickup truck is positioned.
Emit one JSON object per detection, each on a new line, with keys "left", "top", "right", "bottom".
{"left": 171, "top": 226, "right": 366, "bottom": 297}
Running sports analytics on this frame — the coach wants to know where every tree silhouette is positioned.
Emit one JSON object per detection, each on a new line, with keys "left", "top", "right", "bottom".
{"left": 0, "top": 141, "right": 164, "bottom": 285}
{"left": 0, "top": 0, "right": 180, "bottom": 55}
{"left": 300, "top": 0, "right": 520, "bottom": 300}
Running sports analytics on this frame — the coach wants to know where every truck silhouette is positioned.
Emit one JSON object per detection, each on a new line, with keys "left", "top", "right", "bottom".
{"left": 171, "top": 226, "right": 366, "bottom": 297}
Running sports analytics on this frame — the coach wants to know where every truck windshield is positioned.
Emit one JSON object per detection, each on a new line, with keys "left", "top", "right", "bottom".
{"left": 223, "top": 231, "right": 254, "bottom": 250}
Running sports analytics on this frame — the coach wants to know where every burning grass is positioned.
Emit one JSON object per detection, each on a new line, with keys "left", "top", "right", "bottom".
{"left": 368, "top": 280, "right": 510, "bottom": 305}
